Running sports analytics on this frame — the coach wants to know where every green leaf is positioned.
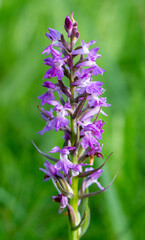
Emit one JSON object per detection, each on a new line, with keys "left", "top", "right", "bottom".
{"left": 80, "top": 205, "right": 90, "bottom": 238}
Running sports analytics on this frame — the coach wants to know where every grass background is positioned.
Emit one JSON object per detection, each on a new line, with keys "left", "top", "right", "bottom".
{"left": 0, "top": 0, "right": 145, "bottom": 239}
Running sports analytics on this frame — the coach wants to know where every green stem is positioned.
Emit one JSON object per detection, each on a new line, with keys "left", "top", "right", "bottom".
{"left": 69, "top": 171, "right": 79, "bottom": 240}
{"left": 68, "top": 48, "right": 80, "bottom": 240}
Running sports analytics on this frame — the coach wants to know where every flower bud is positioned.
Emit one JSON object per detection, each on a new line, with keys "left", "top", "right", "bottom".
{"left": 64, "top": 16, "right": 73, "bottom": 38}
{"left": 54, "top": 178, "right": 74, "bottom": 198}
{"left": 67, "top": 204, "right": 77, "bottom": 227}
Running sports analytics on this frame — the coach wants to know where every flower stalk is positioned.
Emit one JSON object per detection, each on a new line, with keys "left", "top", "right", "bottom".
{"left": 34, "top": 12, "right": 117, "bottom": 240}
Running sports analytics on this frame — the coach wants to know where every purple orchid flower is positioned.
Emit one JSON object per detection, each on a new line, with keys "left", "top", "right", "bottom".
{"left": 49, "top": 117, "right": 69, "bottom": 132}
{"left": 38, "top": 81, "right": 60, "bottom": 106}
{"left": 36, "top": 14, "right": 114, "bottom": 239}
{"left": 38, "top": 91, "right": 55, "bottom": 105}
{"left": 71, "top": 40, "right": 104, "bottom": 76}
{"left": 81, "top": 168, "right": 104, "bottom": 193}
{"left": 52, "top": 194, "right": 68, "bottom": 214}
{"left": 76, "top": 52, "right": 105, "bottom": 76}
{"left": 37, "top": 108, "right": 54, "bottom": 135}
{"left": 84, "top": 120, "right": 105, "bottom": 140}
{"left": 49, "top": 146, "right": 82, "bottom": 175}
{"left": 72, "top": 71, "right": 103, "bottom": 95}
{"left": 42, "top": 28, "right": 64, "bottom": 55}
{"left": 48, "top": 46, "right": 62, "bottom": 58}
{"left": 80, "top": 120, "right": 105, "bottom": 150}
{"left": 81, "top": 131, "right": 98, "bottom": 150}
{"left": 80, "top": 105, "right": 108, "bottom": 122}
{"left": 87, "top": 94, "right": 111, "bottom": 108}
{"left": 77, "top": 62, "right": 105, "bottom": 76}
{"left": 43, "top": 55, "right": 68, "bottom": 80}
{"left": 38, "top": 101, "right": 71, "bottom": 134}
{"left": 42, "top": 80, "right": 59, "bottom": 89}
{"left": 72, "top": 40, "right": 96, "bottom": 55}
{"left": 37, "top": 124, "right": 52, "bottom": 135}
{"left": 87, "top": 143, "right": 103, "bottom": 157}
{"left": 39, "top": 160, "right": 63, "bottom": 181}
{"left": 46, "top": 28, "right": 61, "bottom": 43}
{"left": 40, "top": 159, "right": 75, "bottom": 199}
{"left": 39, "top": 107, "right": 54, "bottom": 121}
{"left": 48, "top": 101, "right": 70, "bottom": 131}
{"left": 88, "top": 47, "right": 101, "bottom": 61}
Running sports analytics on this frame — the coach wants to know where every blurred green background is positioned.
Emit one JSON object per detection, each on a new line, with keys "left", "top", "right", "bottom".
{"left": 0, "top": 0, "right": 145, "bottom": 239}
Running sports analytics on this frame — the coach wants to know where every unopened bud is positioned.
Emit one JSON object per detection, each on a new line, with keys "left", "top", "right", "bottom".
{"left": 67, "top": 204, "right": 77, "bottom": 228}
{"left": 54, "top": 178, "right": 74, "bottom": 198}
{"left": 64, "top": 16, "right": 73, "bottom": 38}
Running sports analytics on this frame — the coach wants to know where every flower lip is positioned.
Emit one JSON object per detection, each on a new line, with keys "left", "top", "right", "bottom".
{"left": 39, "top": 160, "right": 63, "bottom": 180}
{"left": 48, "top": 146, "right": 82, "bottom": 176}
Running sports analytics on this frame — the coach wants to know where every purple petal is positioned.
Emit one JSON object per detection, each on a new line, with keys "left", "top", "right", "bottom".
{"left": 57, "top": 67, "right": 64, "bottom": 80}
{"left": 92, "top": 65, "right": 106, "bottom": 76}
{"left": 49, "top": 116, "right": 69, "bottom": 131}
{"left": 49, "top": 146, "right": 60, "bottom": 153}
{"left": 38, "top": 91, "right": 55, "bottom": 105}
{"left": 37, "top": 124, "right": 53, "bottom": 135}
{"left": 81, "top": 132, "right": 98, "bottom": 149}
{"left": 39, "top": 107, "right": 53, "bottom": 121}
{"left": 42, "top": 81, "right": 56, "bottom": 89}
{"left": 42, "top": 45, "right": 52, "bottom": 55}
{"left": 47, "top": 28, "right": 61, "bottom": 41}
{"left": 43, "top": 57, "right": 54, "bottom": 66}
